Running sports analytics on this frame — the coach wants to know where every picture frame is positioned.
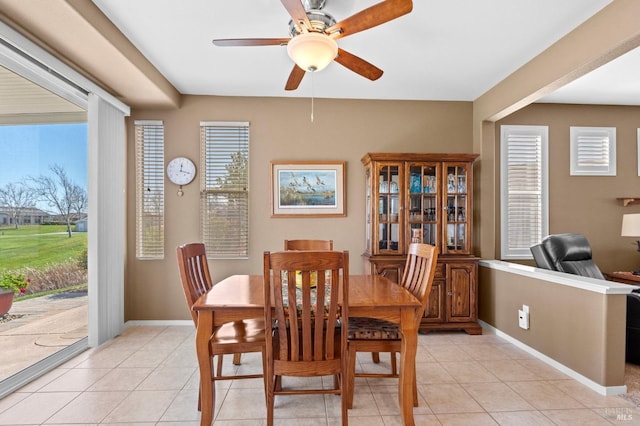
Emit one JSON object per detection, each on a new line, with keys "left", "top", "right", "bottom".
{"left": 270, "top": 160, "right": 346, "bottom": 217}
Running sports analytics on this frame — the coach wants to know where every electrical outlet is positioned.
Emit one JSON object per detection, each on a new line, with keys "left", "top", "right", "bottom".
{"left": 518, "top": 305, "right": 530, "bottom": 329}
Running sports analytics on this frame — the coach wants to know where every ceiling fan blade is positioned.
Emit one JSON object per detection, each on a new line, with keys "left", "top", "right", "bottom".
{"left": 326, "top": 0, "right": 413, "bottom": 40}
{"left": 335, "top": 49, "right": 383, "bottom": 81}
{"left": 280, "top": 0, "right": 312, "bottom": 32}
{"left": 285, "top": 65, "right": 306, "bottom": 91}
{"left": 212, "top": 38, "right": 290, "bottom": 47}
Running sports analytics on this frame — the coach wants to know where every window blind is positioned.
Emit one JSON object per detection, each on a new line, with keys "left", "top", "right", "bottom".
{"left": 501, "top": 125, "right": 548, "bottom": 259}
{"left": 135, "top": 120, "right": 164, "bottom": 259}
{"left": 570, "top": 127, "right": 616, "bottom": 176}
{"left": 200, "top": 121, "right": 249, "bottom": 258}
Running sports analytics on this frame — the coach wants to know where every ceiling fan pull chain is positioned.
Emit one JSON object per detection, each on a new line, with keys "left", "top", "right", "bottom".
{"left": 310, "top": 71, "right": 315, "bottom": 122}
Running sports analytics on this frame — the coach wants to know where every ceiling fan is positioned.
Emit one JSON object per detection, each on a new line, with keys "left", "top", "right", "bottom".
{"left": 212, "top": 0, "right": 413, "bottom": 91}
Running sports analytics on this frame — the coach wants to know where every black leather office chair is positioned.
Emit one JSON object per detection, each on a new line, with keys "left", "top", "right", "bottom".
{"left": 530, "top": 233, "right": 640, "bottom": 364}
{"left": 533, "top": 233, "right": 604, "bottom": 279}
{"left": 530, "top": 243, "right": 555, "bottom": 271}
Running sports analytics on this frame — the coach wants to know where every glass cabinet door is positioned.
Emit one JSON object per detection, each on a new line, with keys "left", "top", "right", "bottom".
{"left": 443, "top": 163, "right": 470, "bottom": 254}
{"left": 377, "top": 164, "right": 401, "bottom": 253}
{"left": 365, "top": 167, "right": 372, "bottom": 253}
{"left": 407, "top": 163, "right": 440, "bottom": 250}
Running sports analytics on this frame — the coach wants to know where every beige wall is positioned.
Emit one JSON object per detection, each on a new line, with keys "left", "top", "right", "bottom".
{"left": 5, "top": 1, "right": 640, "bottom": 363}
{"left": 126, "top": 96, "right": 473, "bottom": 320}
{"left": 495, "top": 103, "right": 640, "bottom": 273}
{"left": 473, "top": 1, "right": 640, "bottom": 261}
{"left": 479, "top": 264, "right": 627, "bottom": 387}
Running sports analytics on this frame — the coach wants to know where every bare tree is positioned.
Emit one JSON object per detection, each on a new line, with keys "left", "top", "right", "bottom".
{"left": 71, "top": 183, "right": 88, "bottom": 218}
{"left": 31, "top": 164, "right": 85, "bottom": 238}
{"left": 0, "top": 182, "right": 36, "bottom": 229}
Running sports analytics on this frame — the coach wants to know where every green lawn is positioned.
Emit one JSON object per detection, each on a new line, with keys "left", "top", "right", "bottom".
{"left": 0, "top": 225, "right": 87, "bottom": 270}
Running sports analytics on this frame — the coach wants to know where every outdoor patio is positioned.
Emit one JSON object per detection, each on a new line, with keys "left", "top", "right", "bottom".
{"left": 0, "top": 291, "right": 88, "bottom": 381}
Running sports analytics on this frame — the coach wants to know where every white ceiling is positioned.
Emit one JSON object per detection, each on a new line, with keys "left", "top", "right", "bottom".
{"left": 88, "top": 0, "right": 637, "bottom": 105}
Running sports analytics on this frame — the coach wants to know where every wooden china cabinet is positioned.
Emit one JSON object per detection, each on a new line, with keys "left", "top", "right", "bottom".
{"left": 362, "top": 153, "right": 481, "bottom": 334}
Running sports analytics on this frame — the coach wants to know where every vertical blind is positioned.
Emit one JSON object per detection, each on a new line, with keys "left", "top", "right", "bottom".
{"left": 200, "top": 121, "right": 249, "bottom": 258}
{"left": 134, "top": 120, "right": 164, "bottom": 259}
{"left": 501, "top": 125, "right": 548, "bottom": 259}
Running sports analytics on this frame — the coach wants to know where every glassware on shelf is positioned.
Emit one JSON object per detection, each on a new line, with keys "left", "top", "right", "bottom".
{"left": 457, "top": 224, "right": 466, "bottom": 248}
{"left": 423, "top": 207, "right": 435, "bottom": 221}
{"left": 390, "top": 196, "right": 398, "bottom": 216}
{"left": 457, "top": 176, "right": 466, "bottom": 193}
{"left": 410, "top": 173, "right": 421, "bottom": 193}
{"left": 379, "top": 223, "right": 388, "bottom": 250}
{"left": 447, "top": 205, "right": 456, "bottom": 221}
{"left": 447, "top": 173, "right": 456, "bottom": 192}
{"left": 422, "top": 175, "right": 431, "bottom": 193}
{"left": 446, "top": 224, "right": 455, "bottom": 248}
{"left": 457, "top": 207, "right": 465, "bottom": 221}
{"left": 431, "top": 176, "right": 436, "bottom": 192}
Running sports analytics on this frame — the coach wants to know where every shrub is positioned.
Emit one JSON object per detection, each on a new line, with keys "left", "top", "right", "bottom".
{"left": 15, "top": 260, "right": 87, "bottom": 295}
{"left": 76, "top": 247, "right": 88, "bottom": 270}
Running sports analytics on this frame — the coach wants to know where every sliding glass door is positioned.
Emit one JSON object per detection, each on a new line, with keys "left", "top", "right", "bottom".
{"left": 0, "top": 64, "right": 89, "bottom": 387}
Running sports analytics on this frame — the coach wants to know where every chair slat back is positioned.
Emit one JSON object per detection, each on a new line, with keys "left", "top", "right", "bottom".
{"left": 264, "top": 250, "right": 348, "bottom": 364}
{"left": 400, "top": 243, "right": 439, "bottom": 326}
{"left": 284, "top": 239, "right": 334, "bottom": 251}
{"left": 176, "top": 243, "right": 213, "bottom": 325}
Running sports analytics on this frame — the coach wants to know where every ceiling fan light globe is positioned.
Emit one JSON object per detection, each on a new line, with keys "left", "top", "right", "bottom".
{"left": 287, "top": 32, "right": 337, "bottom": 72}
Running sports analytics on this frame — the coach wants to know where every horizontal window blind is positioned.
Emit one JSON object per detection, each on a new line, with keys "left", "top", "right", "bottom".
{"left": 501, "top": 125, "right": 548, "bottom": 259}
{"left": 135, "top": 120, "right": 164, "bottom": 259}
{"left": 200, "top": 121, "right": 249, "bottom": 258}
{"left": 570, "top": 127, "right": 616, "bottom": 175}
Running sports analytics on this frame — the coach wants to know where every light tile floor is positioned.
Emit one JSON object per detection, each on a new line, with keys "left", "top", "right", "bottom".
{"left": 1, "top": 325, "right": 639, "bottom": 425}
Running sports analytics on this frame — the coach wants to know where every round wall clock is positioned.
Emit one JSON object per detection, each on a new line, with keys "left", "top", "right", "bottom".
{"left": 166, "top": 156, "right": 196, "bottom": 186}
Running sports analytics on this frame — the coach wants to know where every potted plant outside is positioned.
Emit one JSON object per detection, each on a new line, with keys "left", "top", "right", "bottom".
{"left": 0, "top": 272, "right": 30, "bottom": 316}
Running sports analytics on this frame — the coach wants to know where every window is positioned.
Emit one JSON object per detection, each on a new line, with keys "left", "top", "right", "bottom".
{"left": 135, "top": 120, "right": 164, "bottom": 259}
{"left": 200, "top": 121, "right": 249, "bottom": 258}
{"left": 570, "top": 126, "right": 616, "bottom": 176}
{"left": 500, "top": 125, "right": 548, "bottom": 259}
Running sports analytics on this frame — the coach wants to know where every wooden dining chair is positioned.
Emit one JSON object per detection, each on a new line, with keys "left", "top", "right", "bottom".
{"left": 176, "top": 243, "right": 266, "bottom": 410}
{"left": 346, "top": 243, "right": 438, "bottom": 409}
{"left": 263, "top": 250, "right": 349, "bottom": 426}
{"left": 283, "top": 239, "right": 334, "bottom": 250}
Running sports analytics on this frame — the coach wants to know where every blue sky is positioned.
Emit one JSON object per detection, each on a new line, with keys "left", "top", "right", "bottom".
{"left": 0, "top": 123, "right": 87, "bottom": 191}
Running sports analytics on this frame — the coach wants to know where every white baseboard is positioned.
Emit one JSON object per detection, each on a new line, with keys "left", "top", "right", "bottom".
{"left": 479, "top": 320, "right": 626, "bottom": 396}
{"left": 125, "top": 320, "right": 193, "bottom": 327}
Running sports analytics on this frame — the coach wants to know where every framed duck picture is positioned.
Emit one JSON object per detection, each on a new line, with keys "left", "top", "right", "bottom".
{"left": 270, "top": 160, "right": 346, "bottom": 218}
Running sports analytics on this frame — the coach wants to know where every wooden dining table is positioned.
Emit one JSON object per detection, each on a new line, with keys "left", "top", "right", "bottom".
{"left": 192, "top": 273, "right": 422, "bottom": 426}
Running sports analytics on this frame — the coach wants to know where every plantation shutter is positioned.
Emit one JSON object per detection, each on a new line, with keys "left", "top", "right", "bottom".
{"left": 200, "top": 121, "right": 249, "bottom": 258}
{"left": 500, "top": 125, "right": 548, "bottom": 259}
{"left": 135, "top": 120, "right": 164, "bottom": 259}
{"left": 570, "top": 127, "right": 616, "bottom": 175}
